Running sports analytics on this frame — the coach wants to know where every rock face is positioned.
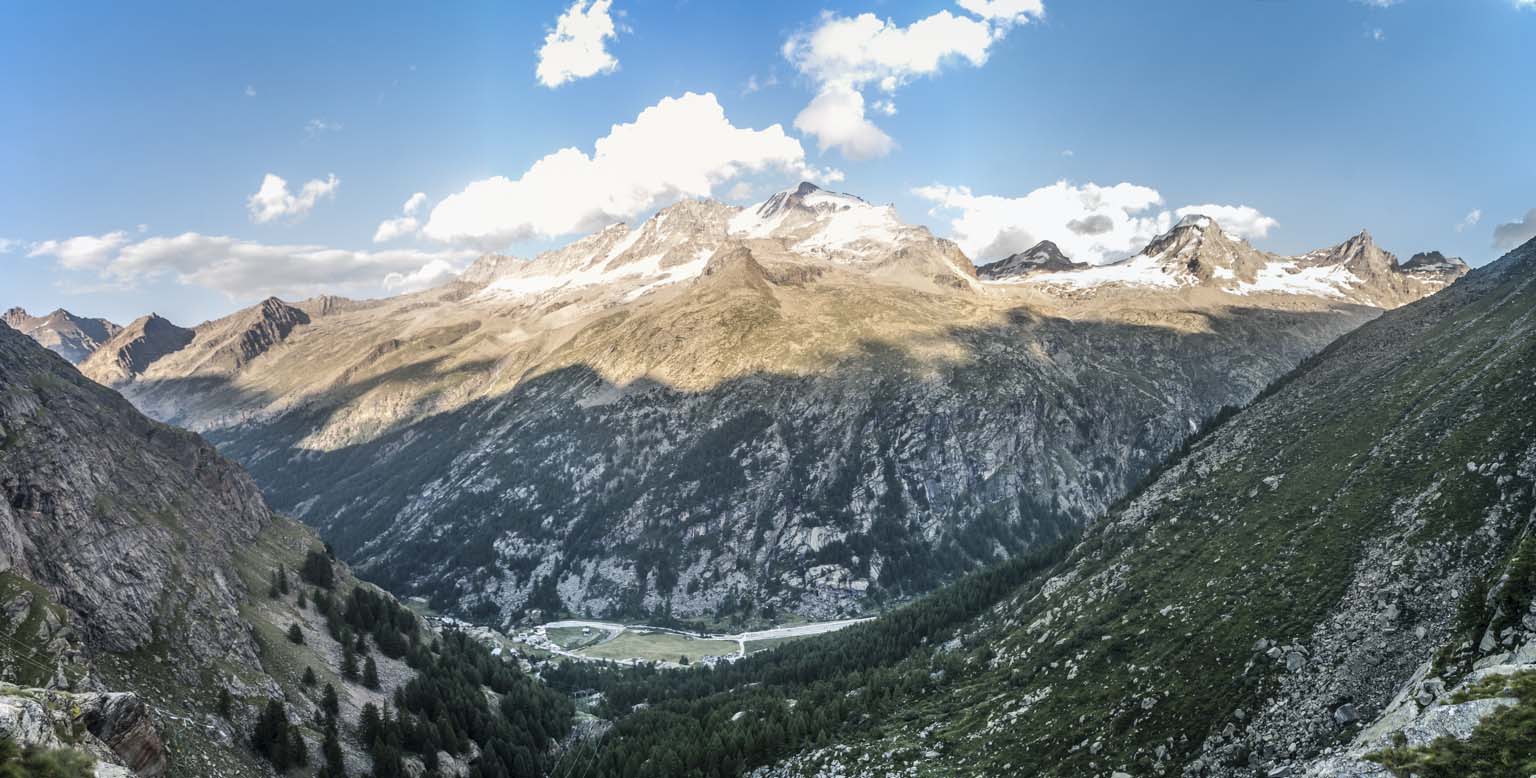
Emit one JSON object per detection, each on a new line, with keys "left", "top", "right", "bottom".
{"left": 743, "top": 236, "right": 1535, "bottom": 777}
{"left": 976, "top": 240, "right": 1081, "bottom": 279}
{"left": 0, "top": 686, "right": 167, "bottom": 776}
{"left": 0, "top": 320, "right": 270, "bottom": 663}
{"left": 80, "top": 185, "right": 1463, "bottom": 626}
{"left": 2, "top": 307, "right": 121, "bottom": 364}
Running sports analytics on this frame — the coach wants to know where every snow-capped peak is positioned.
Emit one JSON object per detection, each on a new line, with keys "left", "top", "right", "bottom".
{"left": 728, "top": 182, "right": 920, "bottom": 262}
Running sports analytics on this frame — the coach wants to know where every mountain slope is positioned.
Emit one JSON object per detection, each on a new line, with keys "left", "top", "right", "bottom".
{"left": 82, "top": 186, "right": 1462, "bottom": 627}
{"left": 2, "top": 307, "right": 121, "bottom": 363}
{"left": 673, "top": 236, "right": 1533, "bottom": 777}
{"left": 1, "top": 321, "right": 574, "bottom": 777}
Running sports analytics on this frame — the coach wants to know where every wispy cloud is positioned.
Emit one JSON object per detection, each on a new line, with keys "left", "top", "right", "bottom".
{"left": 28, "top": 230, "right": 477, "bottom": 298}
{"left": 536, "top": 0, "right": 626, "bottom": 88}
{"left": 304, "top": 118, "right": 343, "bottom": 137}
{"left": 244, "top": 84, "right": 257, "bottom": 97}
{"left": 373, "top": 192, "right": 429, "bottom": 243}
{"left": 247, "top": 173, "right": 340, "bottom": 223}
{"left": 1455, "top": 209, "right": 1482, "bottom": 233}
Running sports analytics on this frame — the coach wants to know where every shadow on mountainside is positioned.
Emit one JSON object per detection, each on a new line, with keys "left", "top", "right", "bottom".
{"left": 151, "top": 301, "right": 1379, "bottom": 622}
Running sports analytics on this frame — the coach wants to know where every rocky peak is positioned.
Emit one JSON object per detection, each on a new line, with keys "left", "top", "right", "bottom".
{"left": 78, "top": 313, "right": 193, "bottom": 384}
{"left": 1401, "top": 250, "right": 1469, "bottom": 274}
{"left": 212, "top": 297, "right": 310, "bottom": 370}
{"left": 978, "top": 240, "right": 1080, "bottom": 279}
{"left": 460, "top": 253, "right": 526, "bottom": 286}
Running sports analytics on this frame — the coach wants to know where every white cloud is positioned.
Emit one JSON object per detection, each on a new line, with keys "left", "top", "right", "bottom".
{"left": 743, "top": 71, "right": 779, "bottom": 95}
{"left": 783, "top": 2, "right": 1042, "bottom": 158}
{"left": 423, "top": 91, "right": 839, "bottom": 246}
{"left": 1369, "top": 27, "right": 1386, "bottom": 41}
{"left": 247, "top": 173, "right": 340, "bottom": 223}
{"left": 1172, "top": 204, "right": 1279, "bottom": 240}
{"left": 0, "top": 238, "right": 19, "bottom": 254}
{"left": 1456, "top": 208, "right": 1482, "bottom": 233}
{"left": 1354, "top": 0, "right": 1401, "bottom": 7}
{"left": 30, "top": 230, "right": 477, "bottom": 298}
{"left": 793, "top": 84, "right": 896, "bottom": 160}
{"left": 244, "top": 84, "right": 257, "bottom": 97}
{"left": 1493, "top": 208, "right": 1536, "bottom": 251}
{"left": 305, "top": 118, "right": 343, "bottom": 136}
{"left": 373, "top": 192, "right": 430, "bottom": 243}
{"left": 914, "top": 180, "right": 1276, "bottom": 264}
{"left": 1519, "top": 0, "right": 1536, "bottom": 9}
{"left": 383, "top": 258, "right": 461, "bottom": 293}
{"left": 536, "top": 0, "right": 623, "bottom": 88}
{"left": 27, "top": 231, "right": 131, "bottom": 269}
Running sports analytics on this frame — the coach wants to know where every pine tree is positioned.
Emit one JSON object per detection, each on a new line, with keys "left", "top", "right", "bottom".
{"left": 363, "top": 656, "right": 380, "bottom": 690}
{"left": 322, "top": 684, "right": 340, "bottom": 718}
{"left": 341, "top": 641, "right": 358, "bottom": 680}
{"left": 302, "top": 666, "right": 317, "bottom": 687}
{"left": 297, "top": 589, "right": 308, "bottom": 609}
{"left": 321, "top": 718, "right": 346, "bottom": 777}
{"left": 268, "top": 570, "right": 281, "bottom": 599}
{"left": 287, "top": 623, "right": 305, "bottom": 644}
{"left": 359, "top": 703, "right": 382, "bottom": 746}
{"left": 216, "top": 687, "right": 232, "bottom": 719}
{"left": 251, "top": 699, "right": 291, "bottom": 767}
{"left": 287, "top": 727, "right": 307, "bottom": 767}
{"left": 277, "top": 564, "right": 290, "bottom": 595}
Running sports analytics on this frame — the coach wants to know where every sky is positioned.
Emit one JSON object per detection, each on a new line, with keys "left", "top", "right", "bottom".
{"left": 2, "top": 0, "right": 1534, "bottom": 325}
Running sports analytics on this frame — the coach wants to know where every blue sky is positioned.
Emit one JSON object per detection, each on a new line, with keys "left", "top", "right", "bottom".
{"left": 2, "top": 0, "right": 1533, "bottom": 325}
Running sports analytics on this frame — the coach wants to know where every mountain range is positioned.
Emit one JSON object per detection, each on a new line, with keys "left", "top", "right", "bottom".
{"left": 21, "top": 184, "right": 1468, "bottom": 630}
{"left": 564, "top": 234, "right": 1536, "bottom": 778}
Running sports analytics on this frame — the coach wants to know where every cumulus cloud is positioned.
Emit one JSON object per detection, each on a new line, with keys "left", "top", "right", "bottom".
{"left": 247, "top": 173, "right": 340, "bottom": 223}
{"left": 383, "top": 258, "right": 461, "bottom": 293}
{"left": 373, "top": 192, "right": 429, "bottom": 243}
{"left": 783, "top": 2, "right": 1042, "bottom": 158}
{"left": 1456, "top": 208, "right": 1482, "bottom": 233}
{"left": 793, "top": 85, "right": 895, "bottom": 160}
{"left": 1493, "top": 209, "right": 1536, "bottom": 251}
{"left": 536, "top": 0, "right": 623, "bottom": 88}
{"left": 913, "top": 180, "right": 1276, "bottom": 264}
{"left": 422, "top": 91, "right": 839, "bottom": 246}
{"left": 1172, "top": 204, "right": 1278, "bottom": 240}
{"left": 29, "top": 230, "right": 477, "bottom": 298}
{"left": 27, "top": 231, "right": 131, "bottom": 269}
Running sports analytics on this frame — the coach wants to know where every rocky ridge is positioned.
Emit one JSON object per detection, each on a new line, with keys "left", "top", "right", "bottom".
{"left": 2, "top": 307, "right": 121, "bottom": 364}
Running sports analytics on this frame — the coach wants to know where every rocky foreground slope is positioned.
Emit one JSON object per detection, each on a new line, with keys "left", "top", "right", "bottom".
{"left": 1, "top": 320, "right": 574, "bottom": 777}
{"left": 75, "top": 184, "right": 1465, "bottom": 627}
{"left": 687, "top": 236, "right": 1532, "bottom": 777}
